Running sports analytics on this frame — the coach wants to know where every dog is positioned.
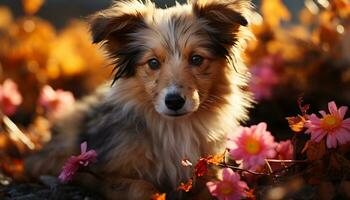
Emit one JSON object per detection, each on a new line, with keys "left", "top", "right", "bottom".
{"left": 26, "top": 0, "right": 254, "bottom": 199}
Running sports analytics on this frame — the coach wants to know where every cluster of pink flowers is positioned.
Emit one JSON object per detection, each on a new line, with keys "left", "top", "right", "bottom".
{"left": 206, "top": 122, "right": 294, "bottom": 199}
{"left": 0, "top": 79, "right": 22, "bottom": 116}
{"left": 39, "top": 85, "right": 75, "bottom": 119}
{"left": 249, "top": 55, "right": 282, "bottom": 101}
{"left": 305, "top": 101, "right": 350, "bottom": 148}
{"left": 58, "top": 141, "right": 97, "bottom": 183}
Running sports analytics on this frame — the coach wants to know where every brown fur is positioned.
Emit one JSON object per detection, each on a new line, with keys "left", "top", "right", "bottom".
{"left": 25, "top": 0, "right": 254, "bottom": 199}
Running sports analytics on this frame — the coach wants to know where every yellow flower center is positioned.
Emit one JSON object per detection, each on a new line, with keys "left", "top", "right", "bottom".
{"left": 245, "top": 137, "right": 261, "bottom": 155}
{"left": 321, "top": 114, "right": 341, "bottom": 132}
{"left": 219, "top": 181, "right": 234, "bottom": 196}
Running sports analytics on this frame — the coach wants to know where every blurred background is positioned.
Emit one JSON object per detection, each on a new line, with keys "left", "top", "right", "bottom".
{"left": 0, "top": 0, "right": 349, "bottom": 197}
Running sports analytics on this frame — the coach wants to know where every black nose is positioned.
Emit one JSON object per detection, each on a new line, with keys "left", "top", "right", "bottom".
{"left": 165, "top": 93, "right": 185, "bottom": 111}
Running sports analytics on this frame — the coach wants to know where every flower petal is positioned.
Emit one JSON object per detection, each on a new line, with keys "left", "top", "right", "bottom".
{"left": 80, "top": 141, "right": 87, "bottom": 153}
{"left": 338, "top": 106, "right": 348, "bottom": 119}
{"left": 206, "top": 181, "right": 218, "bottom": 196}
{"left": 326, "top": 135, "right": 338, "bottom": 148}
{"left": 328, "top": 101, "right": 338, "bottom": 116}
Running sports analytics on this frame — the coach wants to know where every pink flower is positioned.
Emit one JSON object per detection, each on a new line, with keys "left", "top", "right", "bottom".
{"left": 39, "top": 85, "right": 75, "bottom": 118}
{"left": 58, "top": 142, "right": 97, "bottom": 183}
{"left": 227, "top": 122, "right": 277, "bottom": 170}
{"left": 249, "top": 55, "right": 281, "bottom": 101}
{"left": 271, "top": 140, "right": 294, "bottom": 171}
{"left": 276, "top": 140, "right": 294, "bottom": 160}
{"left": 0, "top": 79, "right": 22, "bottom": 116}
{"left": 305, "top": 101, "right": 350, "bottom": 148}
{"left": 206, "top": 168, "right": 248, "bottom": 200}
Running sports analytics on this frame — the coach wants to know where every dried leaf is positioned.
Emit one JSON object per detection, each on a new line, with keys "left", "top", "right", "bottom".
{"left": 297, "top": 97, "right": 310, "bottom": 116}
{"left": 207, "top": 153, "right": 225, "bottom": 165}
{"left": 286, "top": 115, "right": 306, "bottom": 132}
{"left": 261, "top": 0, "right": 291, "bottom": 28}
{"left": 152, "top": 193, "right": 166, "bottom": 200}
{"left": 306, "top": 140, "right": 326, "bottom": 161}
{"left": 22, "top": 0, "right": 45, "bottom": 15}
{"left": 245, "top": 189, "right": 256, "bottom": 200}
{"left": 177, "top": 179, "right": 193, "bottom": 192}
{"left": 194, "top": 158, "right": 208, "bottom": 177}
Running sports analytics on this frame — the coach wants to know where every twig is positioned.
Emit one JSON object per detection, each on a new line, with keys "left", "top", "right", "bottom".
{"left": 217, "top": 163, "right": 266, "bottom": 175}
{"left": 265, "top": 159, "right": 274, "bottom": 174}
{"left": 1, "top": 113, "right": 35, "bottom": 150}
{"left": 265, "top": 159, "right": 309, "bottom": 163}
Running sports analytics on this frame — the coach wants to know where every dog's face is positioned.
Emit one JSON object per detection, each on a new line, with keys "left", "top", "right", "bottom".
{"left": 90, "top": 0, "right": 249, "bottom": 117}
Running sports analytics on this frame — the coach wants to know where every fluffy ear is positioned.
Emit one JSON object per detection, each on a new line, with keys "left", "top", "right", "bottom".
{"left": 89, "top": 7, "right": 145, "bottom": 44}
{"left": 88, "top": 1, "right": 148, "bottom": 82}
{"left": 192, "top": 0, "right": 250, "bottom": 47}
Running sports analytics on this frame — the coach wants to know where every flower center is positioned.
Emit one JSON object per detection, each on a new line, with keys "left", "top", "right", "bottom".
{"left": 244, "top": 137, "right": 261, "bottom": 155}
{"left": 219, "top": 181, "right": 235, "bottom": 196}
{"left": 321, "top": 114, "right": 341, "bottom": 131}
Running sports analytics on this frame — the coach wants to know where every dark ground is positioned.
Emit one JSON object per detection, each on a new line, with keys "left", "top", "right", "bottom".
{"left": 0, "top": 176, "right": 102, "bottom": 200}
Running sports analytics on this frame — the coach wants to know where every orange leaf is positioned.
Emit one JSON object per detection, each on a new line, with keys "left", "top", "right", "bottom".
{"left": 177, "top": 179, "right": 193, "bottom": 192}
{"left": 207, "top": 153, "right": 225, "bottom": 165}
{"left": 297, "top": 97, "right": 310, "bottom": 116}
{"left": 261, "top": 0, "right": 291, "bottom": 28}
{"left": 286, "top": 115, "right": 306, "bottom": 132}
{"left": 245, "top": 189, "right": 256, "bottom": 200}
{"left": 152, "top": 193, "right": 166, "bottom": 200}
{"left": 22, "top": 0, "right": 45, "bottom": 15}
{"left": 194, "top": 158, "right": 208, "bottom": 177}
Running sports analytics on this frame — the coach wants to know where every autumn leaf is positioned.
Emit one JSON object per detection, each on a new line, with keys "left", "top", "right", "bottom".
{"left": 152, "top": 193, "right": 166, "bottom": 200}
{"left": 261, "top": 0, "right": 291, "bottom": 28}
{"left": 22, "top": 0, "right": 45, "bottom": 15}
{"left": 306, "top": 140, "right": 326, "bottom": 161}
{"left": 177, "top": 178, "right": 193, "bottom": 192}
{"left": 194, "top": 158, "right": 208, "bottom": 177}
{"left": 207, "top": 153, "right": 225, "bottom": 165}
{"left": 286, "top": 115, "right": 307, "bottom": 132}
{"left": 297, "top": 97, "right": 310, "bottom": 116}
{"left": 244, "top": 189, "right": 256, "bottom": 200}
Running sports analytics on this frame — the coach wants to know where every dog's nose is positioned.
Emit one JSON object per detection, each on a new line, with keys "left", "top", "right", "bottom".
{"left": 165, "top": 93, "right": 185, "bottom": 111}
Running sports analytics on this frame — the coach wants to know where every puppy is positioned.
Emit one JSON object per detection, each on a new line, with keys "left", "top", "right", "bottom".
{"left": 26, "top": 0, "right": 254, "bottom": 199}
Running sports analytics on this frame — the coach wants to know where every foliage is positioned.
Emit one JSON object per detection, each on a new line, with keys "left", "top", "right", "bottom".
{"left": 0, "top": 0, "right": 350, "bottom": 199}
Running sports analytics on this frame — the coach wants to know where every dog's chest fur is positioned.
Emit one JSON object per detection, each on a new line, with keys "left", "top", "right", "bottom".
{"left": 79, "top": 82, "right": 239, "bottom": 191}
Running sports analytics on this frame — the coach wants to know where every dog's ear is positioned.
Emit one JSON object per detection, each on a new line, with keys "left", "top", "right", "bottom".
{"left": 192, "top": 0, "right": 250, "bottom": 47}
{"left": 89, "top": 8, "right": 145, "bottom": 44}
{"left": 88, "top": 1, "right": 149, "bottom": 82}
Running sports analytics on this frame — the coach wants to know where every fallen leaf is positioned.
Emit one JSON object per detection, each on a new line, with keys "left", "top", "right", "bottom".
{"left": 177, "top": 178, "right": 193, "bottom": 192}
{"left": 245, "top": 189, "right": 256, "bottom": 200}
{"left": 286, "top": 115, "right": 306, "bottom": 132}
{"left": 194, "top": 158, "right": 208, "bottom": 177}
{"left": 207, "top": 153, "right": 225, "bottom": 165}
{"left": 152, "top": 193, "right": 166, "bottom": 200}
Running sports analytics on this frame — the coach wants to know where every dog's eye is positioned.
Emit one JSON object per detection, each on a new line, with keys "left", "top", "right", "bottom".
{"left": 189, "top": 55, "right": 204, "bottom": 66}
{"left": 147, "top": 58, "right": 160, "bottom": 70}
